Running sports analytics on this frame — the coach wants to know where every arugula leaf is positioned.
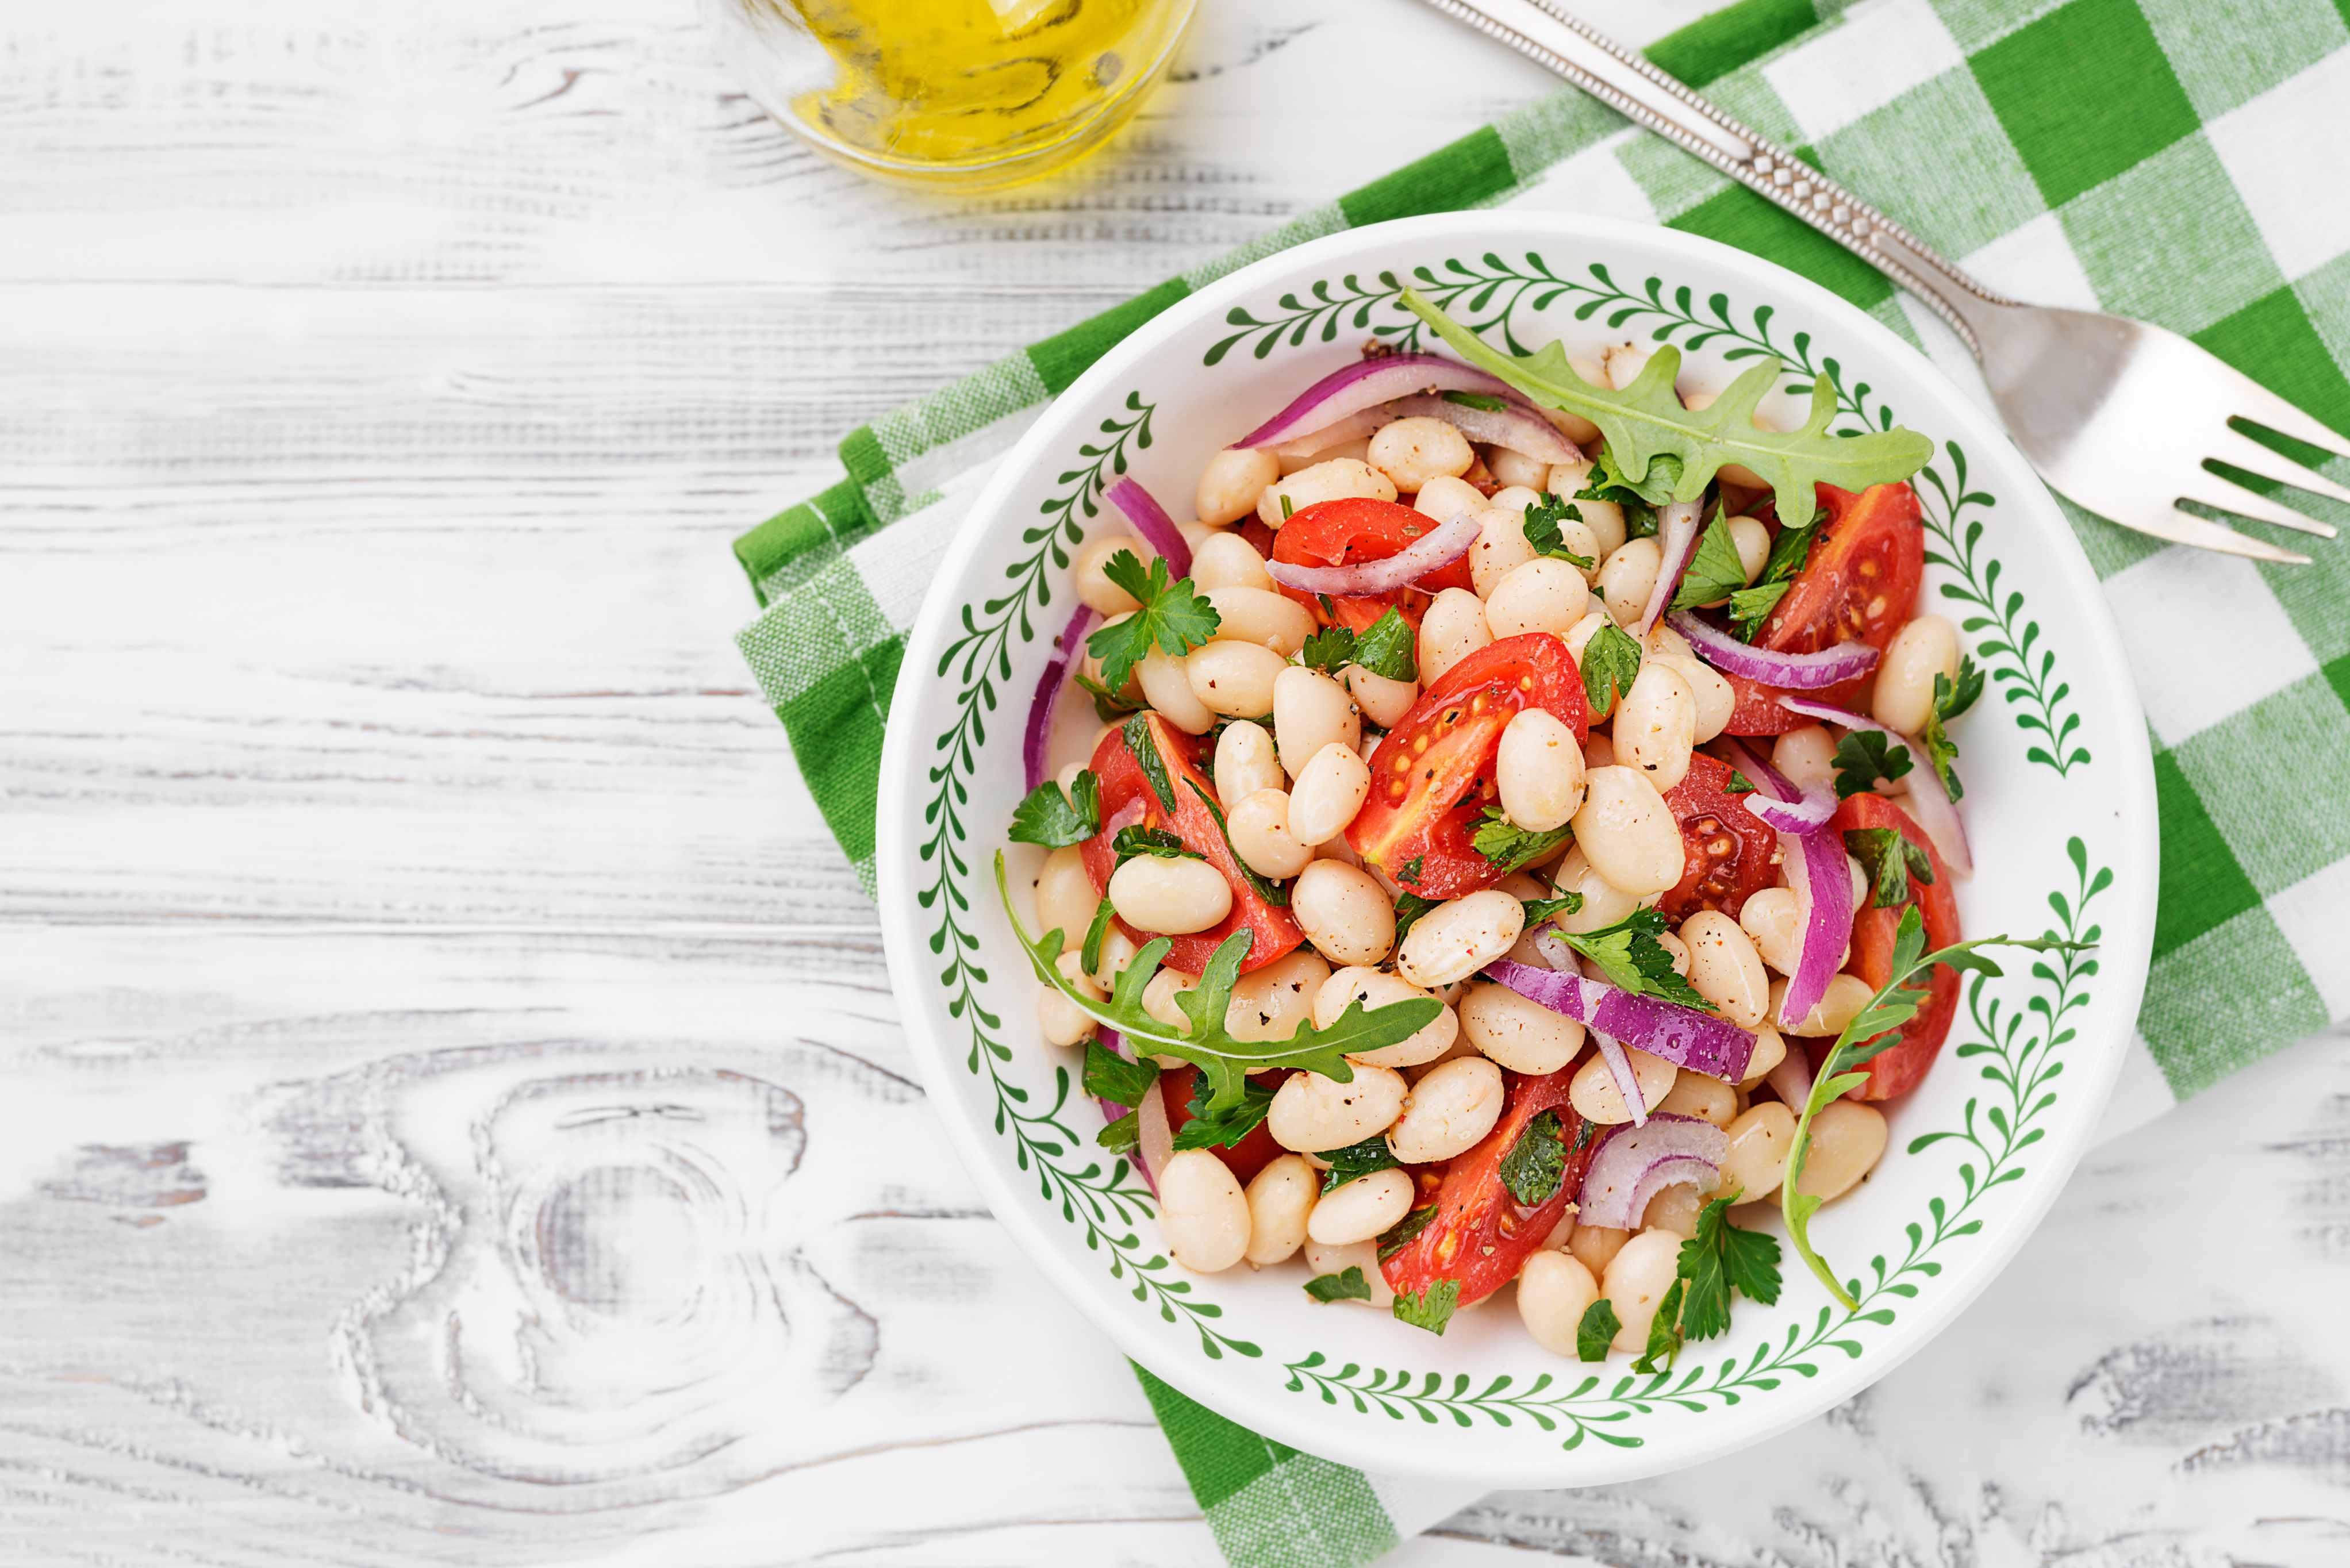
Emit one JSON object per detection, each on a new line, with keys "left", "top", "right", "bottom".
{"left": 1726, "top": 770, "right": 1757, "bottom": 794}
{"left": 1097, "top": 1112, "right": 1139, "bottom": 1153}
{"left": 1172, "top": 1079, "right": 1276, "bottom": 1151}
{"left": 1442, "top": 390, "right": 1510, "bottom": 413}
{"left": 1081, "top": 898, "right": 1118, "bottom": 978}
{"left": 1352, "top": 606, "right": 1418, "bottom": 681}
{"left": 1299, "top": 625, "right": 1356, "bottom": 675}
{"left": 1187, "top": 781, "right": 1290, "bottom": 908}
{"left": 1084, "top": 1039, "right": 1160, "bottom": 1108}
{"left": 1520, "top": 493, "right": 1597, "bottom": 568}
{"left": 1576, "top": 1298, "right": 1621, "bottom": 1362}
{"left": 1844, "top": 826, "right": 1934, "bottom": 909}
{"left": 1086, "top": 554, "right": 1222, "bottom": 693}
{"left": 1401, "top": 290, "right": 1934, "bottom": 529}
{"left": 996, "top": 854, "right": 1441, "bottom": 1113}
{"left": 1917, "top": 655, "right": 1983, "bottom": 804}
{"left": 1580, "top": 622, "right": 1643, "bottom": 714}
{"left": 1074, "top": 670, "right": 1145, "bottom": 721}
{"left": 1112, "top": 824, "right": 1200, "bottom": 866}
{"left": 1520, "top": 892, "right": 1582, "bottom": 927}
{"left": 1317, "top": 1135, "right": 1401, "bottom": 1193}
{"left": 1731, "top": 520, "right": 1817, "bottom": 640}
{"left": 1830, "top": 729, "right": 1913, "bottom": 798}
{"left": 1392, "top": 1278, "right": 1462, "bottom": 1336}
{"left": 1675, "top": 1192, "right": 1782, "bottom": 1341}
{"left": 1378, "top": 1203, "right": 1437, "bottom": 1261}
{"left": 1781, "top": 907, "right": 2096, "bottom": 1308}
{"left": 1550, "top": 908, "right": 1716, "bottom": 1011}
{"left": 1630, "top": 1277, "right": 1686, "bottom": 1373}
{"left": 1392, "top": 891, "right": 1441, "bottom": 948}
{"left": 1008, "top": 771, "right": 1101, "bottom": 847}
{"left": 1470, "top": 805, "right": 1573, "bottom": 875}
{"left": 1496, "top": 1109, "right": 1569, "bottom": 1205}
{"left": 1121, "top": 713, "right": 1179, "bottom": 812}
{"left": 1668, "top": 508, "right": 1750, "bottom": 611}
{"left": 1304, "top": 1266, "right": 1373, "bottom": 1303}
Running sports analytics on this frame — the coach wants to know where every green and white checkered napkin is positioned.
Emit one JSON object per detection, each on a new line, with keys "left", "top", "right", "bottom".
{"left": 734, "top": 0, "right": 2350, "bottom": 1557}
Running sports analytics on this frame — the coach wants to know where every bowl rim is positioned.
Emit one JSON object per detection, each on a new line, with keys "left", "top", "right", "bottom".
{"left": 873, "top": 209, "right": 2158, "bottom": 1484}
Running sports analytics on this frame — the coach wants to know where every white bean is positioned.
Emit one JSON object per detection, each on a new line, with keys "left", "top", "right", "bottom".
{"left": 1485, "top": 557, "right": 1591, "bottom": 640}
{"left": 1159, "top": 1148, "right": 1250, "bottom": 1272}
{"left": 1569, "top": 1045, "right": 1679, "bottom": 1125}
{"left": 1495, "top": 708, "right": 1586, "bottom": 832}
{"left": 1738, "top": 886, "right": 1804, "bottom": 976}
{"left": 1242, "top": 1154, "right": 1318, "bottom": 1266}
{"left": 1657, "top": 654, "right": 1734, "bottom": 744}
{"left": 1307, "top": 1166, "right": 1414, "bottom": 1245}
{"left": 1600, "top": 341, "right": 1651, "bottom": 389}
{"left": 1088, "top": 924, "right": 1139, "bottom": 990}
{"left": 1387, "top": 1055, "right": 1505, "bottom": 1164}
{"left": 1550, "top": 846, "right": 1647, "bottom": 934}
{"left": 1397, "top": 889, "right": 1525, "bottom": 987}
{"left": 1368, "top": 416, "right": 1475, "bottom": 492}
{"left": 1571, "top": 766, "right": 1684, "bottom": 897}
{"left": 1568, "top": 1223, "right": 1629, "bottom": 1278}
{"left": 1074, "top": 535, "right": 1147, "bottom": 614}
{"left": 1260, "top": 458, "right": 1395, "bottom": 527}
{"left": 1468, "top": 503, "right": 1539, "bottom": 597}
{"left": 1274, "top": 666, "right": 1360, "bottom": 778}
{"left": 1615, "top": 660, "right": 1696, "bottom": 790}
{"left": 1795, "top": 1101, "right": 1887, "bottom": 1202}
{"left": 1192, "top": 529, "right": 1275, "bottom": 592}
{"left": 1138, "top": 645, "right": 1215, "bottom": 734}
{"left": 1596, "top": 537, "right": 1664, "bottom": 627}
{"left": 1142, "top": 968, "right": 1194, "bottom": 1034}
{"left": 1227, "top": 789, "right": 1314, "bottom": 880}
{"left": 1314, "top": 967, "right": 1458, "bottom": 1068}
{"left": 1679, "top": 910, "right": 1770, "bottom": 1029}
{"left": 1034, "top": 845, "right": 1099, "bottom": 950}
{"left": 1108, "top": 854, "right": 1232, "bottom": 936}
{"left": 1291, "top": 860, "right": 1396, "bottom": 966}
{"left": 1642, "top": 1182, "right": 1707, "bottom": 1238}
{"left": 1479, "top": 446, "right": 1541, "bottom": 490}
{"left": 1204, "top": 585, "right": 1314, "bottom": 657}
{"left": 1414, "top": 473, "right": 1487, "bottom": 528}
{"left": 1721, "top": 1101, "right": 1794, "bottom": 1202}
{"left": 1653, "top": 1071, "right": 1736, "bottom": 1129}
{"left": 1602, "top": 1228, "right": 1685, "bottom": 1352}
{"left": 1196, "top": 447, "right": 1282, "bottom": 527}
{"left": 1458, "top": 981, "right": 1585, "bottom": 1074}
{"left": 1547, "top": 460, "right": 1626, "bottom": 558}
{"left": 1039, "top": 951, "right": 1102, "bottom": 1048}
{"left": 1873, "top": 613, "right": 1961, "bottom": 735}
{"left": 1738, "top": 1024, "right": 1787, "bottom": 1087}
{"left": 1489, "top": 485, "right": 1543, "bottom": 516}
{"left": 1416, "top": 587, "right": 1492, "bottom": 683}
{"left": 1772, "top": 724, "right": 1838, "bottom": 796}
{"left": 1270, "top": 1065, "right": 1409, "bottom": 1154}
{"left": 1288, "top": 742, "right": 1372, "bottom": 846}
{"left": 1727, "top": 513, "right": 1771, "bottom": 582}
{"left": 1214, "top": 720, "right": 1284, "bottom": 805}
{"left": 1303, "top": 1238, "right": 1396, "bottom": 1306}
{"left": 1772, "top": 972, "right": 1875, "bottom": 1037}
{"left": 1581, "top": 732, "right": 1616, "bottom": 769}
{"left": 1185, "top": 640, "right": 1287, "bottom": 718}
{"left": 1278, "top": 436, "right": 1368, "bottom": 476}
{"left": 1223, "top": 948, "right": 1330, "bottom": 1042}
{"left": 1517, "top": 1251, "right": 1602, "bottom": 1356}
{"left": 1343, "top": 666, "right": 1419, "bottom": 729}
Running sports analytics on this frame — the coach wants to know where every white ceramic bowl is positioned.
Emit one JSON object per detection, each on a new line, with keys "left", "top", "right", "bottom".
{"left": 874, "top": 212, "right": 2157, "bottom": 1485}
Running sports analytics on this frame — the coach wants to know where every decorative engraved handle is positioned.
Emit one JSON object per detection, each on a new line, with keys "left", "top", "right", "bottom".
{"left": 1415, "top": 0, "right": 2018, "bottom": 355}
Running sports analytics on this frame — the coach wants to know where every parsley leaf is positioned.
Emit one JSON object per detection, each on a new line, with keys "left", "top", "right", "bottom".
{"left": 1726, "top": 579, "right": 1791, "bottom": 633}
{"left": 1917, "top": 655, "right": 1982, "bottom": 804}
{"left": 1844, "top": 826, "right": 1934, "bottom": 909}
{"left": 1097, "top": 1112, "right": 1139, "bottom": 1153}
{"left": 1577, "top": 448, "right": 1662, "bottom": 537}
{"left": 1304, "top": 1266, "right": 1373, "bottom": 1303}
{"left": 1522, "top": 493, "right": 1597, "bottom": 568}
{"left": 1083, "top": 1039, "right": 1159, "bottom": 1108}
{"left": 1351, "top": 606, "right": 1418, "bottom": 681}
{"left": 1520, "top": 892, "right": 1582, "bottom": 927}
{"left": 1111, "top": 825, "right": 1200, "bottom": 866}
{"left": 1008, "top": 771, "right": 1101, "bottom": 848}
{"left": 1187, "top": 781, "right": 1289, "bottom": 908}
{"left": 1675, "top": 1192, "right": 1783, "bottom": 1342}
{"left": 1731, "top": 521, "right": 1817, "bottom": 640}
{"left": 1726, "top": 770, "right": 1757, "bottom": 794}
{"left": 1496, "top": 1109, "right": 1569, "bottom": 1205}
{"left": 1668, "top": 508, "right": 1750, "bottom": 611}
{"left": 1630, "top": 1276, "right": 1686, "bottom": 1372}
{"left": 1085, "top": 553, "right": 1222, "bottom": 693}
{"left": 1580, "top": 622, "right": 1643, "bottom": 714}
{"left": 1550, "top": 908, "right": 1716, "bottom": 1011}
{"left": 1299, "top": 625, "right": 1356, "bottom": 675}
{"left": 1377, "top": 1203, "right": 1437, "bottom": 1260}
{"left": 1442, "top": 390, "right": 1509, "bottom": 413}
{"left": 1080, "top": 897, "right": 1117, "bottom": 979}
{"left": 1392, "top": 1278, "right": 1462, "bottom": 1336}
{"left": 1316, "top": 1135, "right": 1401, "bottom": 1193}
{"left": 1470, "top": 805, "right": 1573, "bottom": 874}
{"left": 1392, "top": 891, "right": 1440, "bottom": 948}
{"left": 1074, "top": 670, "right": 1146, "bottom": 720}
{"left": 1172, "top": 1079, "right": 1276, "bottom": 1151}
{"left": 1576, "top": 1298, "right": 1621, "bottom": 1361}
{"left": 1830, "top": 729, "right": 1913, "bottom": 798}
{"left": 1122, "top": 713, "right": 1179, "bottom": 812}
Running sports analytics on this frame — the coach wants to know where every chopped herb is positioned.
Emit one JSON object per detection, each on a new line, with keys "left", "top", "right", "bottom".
{"left": 1550, "top": 908, "right": 1715, "bottom": 1011}
{"left": 1096, "top": 1112, "right": 1139, "bottom": 1153}
{"left": 1318, "top": 593, "right": 1338, "bottom": 618}
{"left": 1377, "top": 1203, "right": 1438, "bottom": 1260}
{"left": 1122, "top": 713, "right": 1180, "bottom": 812}
{"left": 1668, "top": 508, "right": 1750, "bottom": 611}
{"left": 1917, "top": 655, "right": 1982, "bottom": 804}
{"left": 1732, "top": 522, "right": 1816, "bottom": 640}
{"left": 1304, "top": 1266, "right": 1373, "bottom": 1303}
{"left": 1630, "top": 1276, "right": 1686, "bottom": 1372}
{"left": 1081, "top": 897, "right": 1118, "bottom": 979}
{"left": 1008, "top": 770, "right": 1101, "bottom": 848}
{"left": 1831, "top": 729, "right": 1913, "bottom": 798}
{"left": 1573, "top": 1119, "right": 1600, "bottom": 1151}
{"left": 1188, "top": 780, "right": 1290, "bottom": 908}
{"left": 1442, "top": 390, "right": 1510, "bottom": 413}
{"left": 1470, "top": 805, "right": 1573, "bottom": 875}
{"left": 1281, "top": 494, "right": 1295, "bottom": 521}
{"left": 1316, "top": 1135, "right": 1401, "bottom": 1193}
{"left": 1580, "top": 621, "right": 1643, "bottom": 713}
{"left": 1576, "top": 1297, "right": 1621, "bottom": 1361}
{"left": 1299, "top": 625, "right": 1356, "bottom": 675}
{"left": 1392, "top": 891, "right": 1441, "bottom": 948}
{"left": 1074, "top": 670, "right": 1146, "bottom": 720}
{"left": 1392, "top": 1278, "right": 1462, "bottom": 1336}
{"left": 1397, "top": 855, "right": 1426, "bottom": 889}
{"left": 1726, "top": 578, "right": 1791, "bottom": 633}
{"left": 1576, "top": 448, "right": 1661, "bottom": 538}
{"left": 1082, "top": 1039, "right": 1159, "bottom": 1108}
{"left": 1085, "top": 554, "right": 1222, "bottom": 693}
{"left": 1496, "top": 1109, "right": 1569, "bottom": 1205}
{"left": 1726, "top": 770, "right": 1757, "bottom": 794}
{"left": 1675, "top": 1191, "right": 1783, "bottom": 1342}
{"left": 1111, "top": 824, "right": 1200, "bottom": 866}
{"left": 1351, "top": 606, "right": 1418, "bottom": 682}
{"left": 1521, "top": 493, "right": 1596, "bottom": 568}
{"left": 1171, "top": 1079, "right": 1276, "bottom": 1151}
{"left": 1520, "top": 892, "right": 1582, "bottom": 927}
{"left": 1844, "top": 825, "right": 1934, "bottom": 909}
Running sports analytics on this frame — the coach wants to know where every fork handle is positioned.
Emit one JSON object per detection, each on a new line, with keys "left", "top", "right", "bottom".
{"left": 1423, "top": 0, "right": 2018, "bottom": 355}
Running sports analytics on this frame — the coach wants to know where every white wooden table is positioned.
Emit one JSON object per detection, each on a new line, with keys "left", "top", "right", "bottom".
{"left": 9, "top": 1, "right": 2350, "bottom": 1563}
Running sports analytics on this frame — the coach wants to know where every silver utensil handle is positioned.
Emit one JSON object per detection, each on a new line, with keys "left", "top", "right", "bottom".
{"left": 1419, "top": 0, "right": 2017, "bottom": 355}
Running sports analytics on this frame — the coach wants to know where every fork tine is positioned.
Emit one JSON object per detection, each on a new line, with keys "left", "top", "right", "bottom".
{"left": 2153, "top": 505, "right": 2313, "bottom": 565}
{"left": 2219, "top": 365, "right": 2350, "bottom": 456}
{"left": 2179, "top": 478, "right": 2336, "bottom": 541}
{"left": 2208, "top": 428, "right": 2350, "bottom": 510}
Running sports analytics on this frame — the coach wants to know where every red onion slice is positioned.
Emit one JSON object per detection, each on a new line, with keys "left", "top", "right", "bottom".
{"left": 1634, "top": 500, "right": 1705, "bottom": 637}
{"left": 1023, "top": 603, "right": 1097, "bottom": 792}
{"left": 1238, "top": 353, "right": 1522, "bottom": 449}
{"left": 1766, "top": 1046, "right": 1815, "bottom": 1114}
{"left": 1105, "top": 476, "right": 1190, "bottom": 580}
{"left": 1485, "top": 956, "right": 1756, "bottom": 1081}
{"left": 1575, "top": 1114, "right": 1729, "bottom": 1231}
{"left": 1384, "top": 394, "right": 1581, "bottom": 466}
{"left": 1262, "top": 509, "right": 1480, "bottom": 597}
{"left": 1534, "top": 930, "right": 1645, "bottom": 1124}
{"left": 1668, "top": 610, "right": 1881, "bottom": 690}
{"left": 1714, "top": 735, "right": 1832, "bottom": 834}
{"left": 1134, "top": 1064, "right": 1172, "bottom": 1197}
{"left": 1265, "top": 408, "right": 1397, "bottom": 460}
{"left": 1777, "top": 696, "right": 1975, "bottom": 877}
{"left": 1777, "top": 812, "right": 1855, "bottom": 1033}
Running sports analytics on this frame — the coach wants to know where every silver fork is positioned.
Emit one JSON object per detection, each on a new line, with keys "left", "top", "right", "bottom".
{"left": 1416, "top": 0, "right": 2349, "bottom": 564}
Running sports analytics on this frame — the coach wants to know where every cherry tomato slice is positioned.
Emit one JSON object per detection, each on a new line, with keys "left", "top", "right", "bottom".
{"left": 1827, "top": 792, "right": 1962, "bottom": 1101}
{"left": 1656, "top": 752, "right": 1781, "bottom": 922}
{"left": 1270, "top": 496, "right": 1475, "bottom": 633}
{"left": 1155, "top": 1066, "right": 1284, "bottom": 1185}
{"left": 1080, "top": 714, "right": 1303, "bottom": 975}
{"left": 1381, "top": 1066, "right": 1596, "bottom": 1308}
{"left": 1721, "top": 482, "right": 1925, "bottom": 736}
{"left": 1345, "top": 634, "right": 1588, "bottom": 899}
